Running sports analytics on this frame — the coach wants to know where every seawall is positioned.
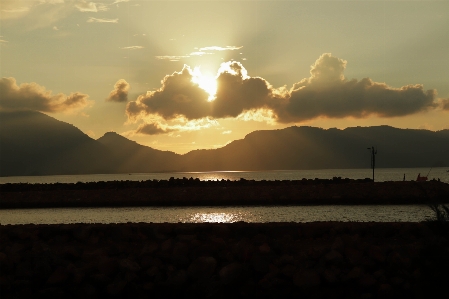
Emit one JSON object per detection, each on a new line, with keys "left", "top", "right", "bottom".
{"left": 1, "top": 179, "right": 448, "bottom": 208}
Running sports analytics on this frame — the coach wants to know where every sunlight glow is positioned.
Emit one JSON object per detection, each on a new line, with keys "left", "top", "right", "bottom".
{"left": 191, "top": 67, "right": 217, "bottom": 101}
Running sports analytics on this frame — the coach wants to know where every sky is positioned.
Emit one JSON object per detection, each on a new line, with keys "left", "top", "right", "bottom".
{"left": 1, "top": 0, "right": 448, "bottom": 154}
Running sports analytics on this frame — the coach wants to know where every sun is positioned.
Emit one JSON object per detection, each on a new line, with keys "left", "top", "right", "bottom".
{"left": 191, "top": 67, "right": 217, "bottom": 101}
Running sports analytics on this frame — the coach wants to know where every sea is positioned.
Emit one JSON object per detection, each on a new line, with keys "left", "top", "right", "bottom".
{"left": 1, "top": 167, "right": 447, "bottom": 225}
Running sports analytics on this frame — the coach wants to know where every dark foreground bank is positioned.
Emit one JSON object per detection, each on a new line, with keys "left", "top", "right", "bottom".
{"left": 1, "top": 179, "right": 449, "bottom": 208}
{"left": 1, "top": 222, "right": 448, "bottom": 299}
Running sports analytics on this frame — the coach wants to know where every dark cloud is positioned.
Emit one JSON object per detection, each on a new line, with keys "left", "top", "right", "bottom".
{"left": 126, "top": 53, "right": 439, "bottom": 127}
{"left": 276, "top": 53, "right": 437, "bottom": 122}
{"left": 126, "top": 66, "right": 210, "bottom": 121}
{"left": 0, "top": 77, "right": 90, "bottom": 113}
{"left": 135, "top": 122, "right": 174, "bottom": 135}
{"left": 212, "top": 61, "right": 275, "bottom": 118}
{"left": 106, "top": 79, "right": 129, "bottom": 103}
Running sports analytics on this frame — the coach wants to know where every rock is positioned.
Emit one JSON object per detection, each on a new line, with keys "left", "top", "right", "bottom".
{"left": 368, "top": 246, "right": 385, "bottom": 263}
{"left": 219, "top": 262, "right": 248, "bottom": 285}
{"left": 358, "top": 274, "right": 376, "bottom": 288}
{"left": 119, "top": 258, "right": 141, "bottom": 272}
{"left": 345, "top": 267, "right": 364, "bottom": 281}
{"left": 140, "top": 242, "right": 159, "bottom": 255}
{"left": 322, "top": 269, "right": 338, "bottom": 284}
{"left": 293, "top": 270, "right": 321, "bottom": 288}
{"left": 187, "top": 256, "right": 217, "bottom": 280}
{"left": 160, "top": 238, "right": 173, "bottom": 253}
{"left": 377, "top": 283, "right": 393, "bottom": 297}
{"left": 331, "top": 237, "right": 344, "bottom": 252}
{"left": 259, "top": 243, "right": 271, "bottom": 253}
{"left": 46, "top": 267, "right": 69, "bottom": 285}
{"left": 325, "top": 250, "right": 343, "bottom": 264}
{"left": 167, "top": 269, "right": 187, "bottom": 287}
{"left": 106, "top": 279, "right": 127, "bottom": 296}
{"left": 390, "top": 276, "right": 405, "bottom": 286}
{"left": 233, "top": 239, "right": 256, "bottom": 261}
{"left": 344, "top": 247, "right": 363, "bottom": 264}
{"left": 281, "top": 264, "right": 296, "bottom": 278}
{"left": 250, "top": 255, "right": 271, "bottom": 273}
{"left": 97, "top": 257, "right": 118, "bottom": 276}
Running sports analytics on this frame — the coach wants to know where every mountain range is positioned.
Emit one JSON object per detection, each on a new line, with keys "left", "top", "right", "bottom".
{"left": 1, "top": 110, "right": 448, "bottom": 176}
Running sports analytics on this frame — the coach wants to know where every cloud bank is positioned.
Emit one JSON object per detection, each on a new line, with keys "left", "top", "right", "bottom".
{"left": 126, "top": 53, "right": 439, "bottom": 133}
{"left": 106, "top": 79, "right": 129, "bottom": 103}
{"left": 0, "top": 77, "right": 90, "bottom": 113}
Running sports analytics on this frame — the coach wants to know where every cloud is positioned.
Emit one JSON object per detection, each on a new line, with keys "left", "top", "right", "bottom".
{"left": 126, "top": 53, "right": 439, "bottom": 126}
{"left": 135, "top": 122, "right": 174, "bottom": 135}
{"left": 0, "top": 77, "right": 90, "bottom": 113}
{"left": 76, "top": 1, "right": 108, "bottom": 12}
{"left": 277, "top": 53, "right": 437, "bottom": 122}
{"left": 222, "top": 130, "right": 232, "bottom": 134}
{"left": 189, "top": 52, "right": 213, "bottom": 56}
{"left": 112, "top": 0, "right": 130, "bottom": 4}
{"left": 134, "top": 118, "right": 219, "bottom": 136}
{"left": 126, "top": 65, "right": 210, "bottom": 122}
{"left": 106, "top": 79, "right": 129, "bottom": 103}
{"left": 155, "top": 55, "right": 190, "bottom": 61}
{"left": 199, "top": 46, "right": 243, "bottom": 51}
{"left": 439, "top": 98, "right": 449, "bottom": 111}
{"left": 121, "top": 46, "right": 144, "bottom": 50}
{"left": 87, "top": 17, "right": 118, "bottom": 23}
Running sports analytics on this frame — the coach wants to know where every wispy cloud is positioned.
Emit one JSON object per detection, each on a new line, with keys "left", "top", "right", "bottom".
{"left": 87, "top": 17, "right": 118, "bottom": 23}
{"left": 112, "top": 0, "right": 130, "bottom": 4}
{"left": 189, "top": 52, "right": 213, "bottom": 56}
{"left": 199, "top": 46, "right": 243, "bottom": 51}
{"left": 222, "top": 130, "right": 232, "bottom": 134}
{"left": 1, "top": 7, "right": 30, "bottom": 13}
{"left": 121, "top": 46, "right": 144, "bottom": 50}
{"left": 0, "top": 36, "right": 8, "bottom": 43}
{"left": 76, "top": 1, "right": 108, "bottom": 12}
{"left": 155, "top": 55, "right": 190, "bottom": 61}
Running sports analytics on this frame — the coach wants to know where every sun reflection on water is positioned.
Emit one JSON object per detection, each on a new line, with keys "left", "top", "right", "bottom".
{"left": 188, "top": 212, "right": 245, "bottom": 223}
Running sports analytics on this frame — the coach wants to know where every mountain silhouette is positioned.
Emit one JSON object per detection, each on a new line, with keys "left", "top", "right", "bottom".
{"left": 0, "top": 110, "right": 111, "bottom": 176}
{"left": 96, "top": 132, "right": 180, "bottom": 173}
{"left": 1, "top": 110, "right": 448, "bottom": 176}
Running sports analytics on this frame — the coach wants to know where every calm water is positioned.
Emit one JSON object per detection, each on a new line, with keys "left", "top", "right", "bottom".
{"left": 0, "top": 205, "right": 438, "bottom": 225}
{"left": 1, "top": 167, "right": 448, "bottom": 184}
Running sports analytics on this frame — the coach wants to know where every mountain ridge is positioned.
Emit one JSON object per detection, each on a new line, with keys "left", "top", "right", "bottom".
{"left": 1, "top": 110, "right": 448, "bottom": 176}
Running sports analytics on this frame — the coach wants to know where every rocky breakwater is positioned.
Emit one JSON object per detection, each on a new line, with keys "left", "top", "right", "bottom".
{"left": 1, "top": 222, "right": 448, "bottom": 298}
{"left": 1, "top": 178, "right": 449, "bottom": 208}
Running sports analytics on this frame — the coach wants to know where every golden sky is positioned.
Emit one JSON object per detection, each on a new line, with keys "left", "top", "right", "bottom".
{"left": 1, "top": 0, "right": 448, "bottom": 154}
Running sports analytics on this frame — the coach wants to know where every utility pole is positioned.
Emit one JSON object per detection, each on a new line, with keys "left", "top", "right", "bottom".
{"left": 367, "top": 146, "right": 377, "bottom": 182}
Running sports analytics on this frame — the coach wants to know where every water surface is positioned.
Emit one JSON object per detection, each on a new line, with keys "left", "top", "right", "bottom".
{"left": 0, "top": 205, "right": 436, "bottom": 225}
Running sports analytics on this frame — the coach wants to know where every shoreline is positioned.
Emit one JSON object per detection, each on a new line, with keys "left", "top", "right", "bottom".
{"left": 1, "top": 221, "right": 448, "bottom": 298}
{"left": 1, "top": 179, "right": 448, "bottom": 209}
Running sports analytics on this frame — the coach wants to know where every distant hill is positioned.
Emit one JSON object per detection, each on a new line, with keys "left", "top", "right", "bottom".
{"left": 0, "top": 110, "right": 111, "bottom": 176}
{"left": 179, "top": 126, "right": 449, "bottom": 171}
{"left": 1, "top": 110, "right": 448, "bottom": 176}
{"left": 97, "top": 132, "right": 180, "bottom": 173}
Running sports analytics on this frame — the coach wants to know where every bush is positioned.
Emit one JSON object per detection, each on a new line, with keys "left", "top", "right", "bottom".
{"left": 429, "top": 204, "right": 449, "bottom": 222}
